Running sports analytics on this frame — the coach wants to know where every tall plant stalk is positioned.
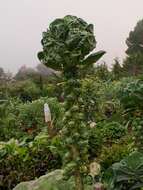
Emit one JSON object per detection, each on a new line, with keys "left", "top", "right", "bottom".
{"left": 38, "top": 15, "right": 105, "bottom": 190}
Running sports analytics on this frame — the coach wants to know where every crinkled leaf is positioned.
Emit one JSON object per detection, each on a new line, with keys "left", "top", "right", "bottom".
{"left": 38, "top": 15, "right": 101, "bottom": 72}
{"left": 102, "top": 151, "right": 143, "bottom": 189}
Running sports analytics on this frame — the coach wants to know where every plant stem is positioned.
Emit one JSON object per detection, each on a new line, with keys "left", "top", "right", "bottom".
{"left": 71, "top": 145, "right": 84, "bottom": 190}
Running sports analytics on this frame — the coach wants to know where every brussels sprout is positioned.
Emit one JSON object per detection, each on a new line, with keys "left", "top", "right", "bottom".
{"left": 61, "top": 107, "right": 66, "bottom": 113}
{"left": 78, "top": 97, "right": 84, "bottom": 104}
{"left": 80, "top": 122, "right": 86, "bottom": 128}
{"left": 132, "top": 136, "right": 136, "bottom": 140}
{"left": 132, "top": 121, "right": 138, "bottom": 126}
{"left": 81, "top": 132, "right": 89, "bottom": 139}
{"left": 137, "top": 125, "right": 142, "bottom": 130}
{"left": 63, "top": 85, "right": 71, "bottom": 93}
{"left": 66, "top": 94, "right": 74, "bottom": 102}
{"left": 68, "top": 121, "right": 75, "bottom": 128}
{"left": 73, "top": 88, "right": 81, "bottom": 95}
{"left": 64, "top": 162, "right": 77, "bottom": 177}
{"left": 65, "top": 111, "right": 72, "bottom": 119}
{"left": 66, "top": 137, "right": 73, "bottom": 145}
{"left": 132, "top": 127, "right": 137, "bottom": 131}
{"left": 78, "top": 140, "right": 88, "bottom": 147}
{"left": 62, "top": 127, "right": 69, "bottom": 136}
{"left": 67, "top": 79, "right": 77, "bottom": 86}
{"left": 80, "top": 147, "right": 88, "bottom": 154}
{"left": 75, "top": 157, "right": 81, "bottom": 163}
{"left": 63, "top": 101, "right": 72, "bottom": 110}
{"left": 73, "top": 132, "right": 80, "bottom": 140}
{"left": 38, "top": 15, "right": 105, "bottom": 190}
{"left": 75, "top": 113, "right": 84, "bottom": 120}
{"left": 71, "top": 105, "right": 79, "bottom": 112}
{"left": 64, "top": 152, "right": 72, "bottom": 163}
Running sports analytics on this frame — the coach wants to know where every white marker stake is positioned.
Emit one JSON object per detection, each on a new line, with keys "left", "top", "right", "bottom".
{"left": 44, "top": 103, "right": 51, "bottom": 123}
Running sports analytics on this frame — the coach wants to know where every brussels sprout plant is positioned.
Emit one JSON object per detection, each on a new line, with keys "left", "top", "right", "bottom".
{"left": 38, "top": 15, "right": 105, "bottom": 190}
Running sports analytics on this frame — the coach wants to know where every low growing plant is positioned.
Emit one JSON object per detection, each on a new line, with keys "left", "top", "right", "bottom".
{"left": 102, "top": 151, "right": 143, "bottom": 190}
{"left": 0, "top": 130, "right": 62, "bottom": 190}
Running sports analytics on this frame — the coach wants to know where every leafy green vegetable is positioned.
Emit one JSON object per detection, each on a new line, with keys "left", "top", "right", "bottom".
{"left": 102, "top": 151, "right": 143, "bottom": 190}
{"left": 38, "top": 15, "right": 105, "bottom": 73}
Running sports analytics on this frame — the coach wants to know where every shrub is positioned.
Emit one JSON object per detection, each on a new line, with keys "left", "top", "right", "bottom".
{"left": 0, "top": 98, "right": 21, "bottom": 141}
{"left": 0, "top": 97, "right": 64, "bottom": 141}
{"left": 0, "top": 131, "right": 62, "bottom": 190}
{"left": 8, "top": 80, "right": 41, "bottom": 102}
{"left": 95, "top": 138, "right": 133, "bottom": 170}
{"left": 117, "top": 79, "right": 143, "bottom": 110}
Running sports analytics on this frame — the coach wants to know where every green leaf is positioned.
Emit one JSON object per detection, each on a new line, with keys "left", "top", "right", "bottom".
{"left": 81, "top": 50, "right": 106, "bottom": 67}
{"left": 37, "top": 15, "right": 104, "bottom": 72}
{"left": 102, "top": 151, "right": 143, "bottom": 189}
{"left": 37, "top": 52, "right": 44, "bottom": 61}
{"left": 131, "top": 182, "right": 143, "bottom": 189}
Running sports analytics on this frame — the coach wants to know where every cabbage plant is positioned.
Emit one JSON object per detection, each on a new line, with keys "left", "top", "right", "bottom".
{"left": 102, "top": 151, "right": 143, "bottom": 190}
{"left": 38, "top": 15, "right": 105, "bottom": 190}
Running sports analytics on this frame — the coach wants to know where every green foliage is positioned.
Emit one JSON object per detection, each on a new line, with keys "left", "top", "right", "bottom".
{"left": 111, "top": 58, "right": 122, "bottom": 80}
{"left": 0, "top": 131, "right": 62, "bottom": 190}
{"left": 17, "top": 97, "right": 64, "bottom": 140}
{"left": 122, "top": 53, "right": 143, "bottom": 76}
{"left": 89, "top": 121, "right": 131, "bottom": 168}
{"left": 132, "top": 117, "right": 143, "bottom": 153}
{"left": 97, "top": 121, "right": 126, "bottom": 141}
{"left": 4, "top": 15, "right": 143, "bottom": 190}
{"left": 126, "top": 19, "right": 143, "bottom": 55}
{"left": 0, "top": 97, "right": 64, "bottom": 141}
{"left": 14, "top": 65, "right": 37, "bottom": 81}
{"left": 42, "top": 75, "right": 64, "bottom": 101}
{"left": 81, "top": 77, "right": 99, "bottom": 121}
{"left": 0, "top": 98, "right": 21, "bottom": 141}
{"left": 89, "top": 121, "right": 126, "bottom": 154}
{"left": 95, "top": 138, "right": 133, "bottom": 170}
{"left": 94, "top": 63, "right": 112, "bottom": 81}
{"left": 117, "top": 79, "right": 143, "bottom": 110}
{"left": 8, "top": 80, "right": 41, "bottom": 102}
{"left": 123, "top": 19, "right": 143, "bottom": 77}
{"left": 38, "top": 15, "right": 105, "bottom": 74}
{"left": 102, "top": 151, "right": 143, "bottom": 190}
{"left": 0, "top": 96, "right": 64, "bottom": 189}
{"left": 38, "top": 15, "right": 105, "bottom": 190}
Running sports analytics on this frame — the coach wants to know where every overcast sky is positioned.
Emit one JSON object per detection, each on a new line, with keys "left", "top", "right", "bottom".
{"left": 0, "top": 0, "right": 143, "bottom": 73}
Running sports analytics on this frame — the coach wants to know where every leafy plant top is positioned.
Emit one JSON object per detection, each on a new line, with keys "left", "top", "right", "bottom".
{"left": 38, "top": 15, "right": 105, "bottom": 74}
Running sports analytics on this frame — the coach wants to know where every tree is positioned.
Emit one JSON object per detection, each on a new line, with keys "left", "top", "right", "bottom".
{"left": 14, "top": 65, "right": 37, "bottom": 81}
{"left": 38, "top": 15, "right": 105, "bottom": 190}
{"left": 112, "top": 58, "right": 122, "bottom": 79}
{"left": 0, "top": 67, "right": 12, "bottom": 81}
{"left": 0, "top": 67, "right": 5, "bottom": 80}
{"left": 126, "top": 19, "right": 143, "bottom": 55}
{"left": 122, "top": 53, "right": 143, "bottom": 76}
{"left": 36, "top": 63, "right": 59, "bottom": 78}
{"left": 94, "top": 62, "right": 111, "bottom": 81}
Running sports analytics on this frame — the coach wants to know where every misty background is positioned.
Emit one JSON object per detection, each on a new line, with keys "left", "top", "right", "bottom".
{"left": 0, "top": 0, "right": 143, "bottom": 73}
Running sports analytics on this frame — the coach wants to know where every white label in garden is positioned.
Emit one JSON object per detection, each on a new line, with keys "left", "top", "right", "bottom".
{"left": 44, "top": 103, "right": 51, "bottom": 122}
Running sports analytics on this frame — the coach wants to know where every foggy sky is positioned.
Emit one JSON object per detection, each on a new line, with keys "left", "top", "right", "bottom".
{"left": 0, "top": 0, "right": 143, "bottom": 73}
